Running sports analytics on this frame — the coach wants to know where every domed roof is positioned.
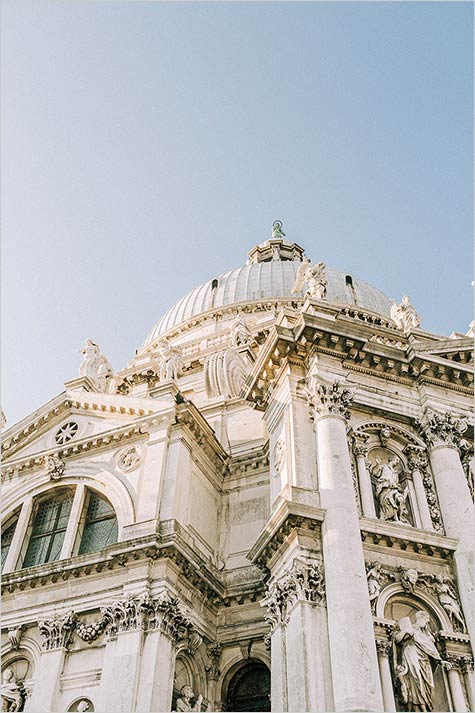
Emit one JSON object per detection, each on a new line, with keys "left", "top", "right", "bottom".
{"left": 144, "top": 237, "right": 393, "bottom": 347}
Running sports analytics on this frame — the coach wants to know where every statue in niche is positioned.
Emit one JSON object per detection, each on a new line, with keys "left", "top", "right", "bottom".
{"left": 292, "top": 257, "right": 327, "bottom": 299}
{"left": 390, "top": 295, "right": 421, "bottom": 333}
{"left": 430, "top": 575, "right": 466, "bottom": 632}
{"left": 79, "top": 340, "right": 113, "bottom": 392}
{"left": 231, "top": 314, "right": 253, "bottom": 348}
{"left": 370, "top": 455, "right": 410, "bottom": 524}
{"left": 1, "top": 668, "right": 24, "bottom": 712}
{"left": 156, "top": 339, "right": 183, "bottom": 381}
{"left": 393, "top": 611, "right": 442, "bottom": 712}
{"left": 174, "top": 685, "right": 203, "bottom": 712}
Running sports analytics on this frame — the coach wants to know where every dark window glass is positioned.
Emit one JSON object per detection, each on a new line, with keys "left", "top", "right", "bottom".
{"left": 1, "top": 519, "right": 18, "bottom": 571}
{"left": 78, "top": 492, "right": 118, "bottom": 555}
{"left": 23, "top": 493, "right": 74, "bottom": 568}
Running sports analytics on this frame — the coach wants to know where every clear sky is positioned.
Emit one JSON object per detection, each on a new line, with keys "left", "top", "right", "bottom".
{"left": 2, "top": 1, "right": 473, "bottom": 427}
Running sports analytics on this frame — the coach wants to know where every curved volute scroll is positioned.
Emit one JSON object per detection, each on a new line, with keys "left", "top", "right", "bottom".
{"left": 204, "top": 347, "right": 251, "bottom": 400}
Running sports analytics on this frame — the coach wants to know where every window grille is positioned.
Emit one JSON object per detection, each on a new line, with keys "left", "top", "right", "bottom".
{"left": 78, "top": 492, "right": 118, "bottom": 555}
{"left": 23, "top": 493, "right": 74, "bottom": 568}
{"left": 1, "top": 519, "right": 17, "bottom": 571}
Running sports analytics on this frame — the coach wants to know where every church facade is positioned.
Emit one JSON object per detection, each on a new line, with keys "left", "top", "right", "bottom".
{"left": 1, "top": 224, "right": 474, "bottom": 713}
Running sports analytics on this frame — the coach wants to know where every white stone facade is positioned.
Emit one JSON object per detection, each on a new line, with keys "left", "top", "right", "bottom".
{"left": 1, "top": 232, "right": 474, "bottom": 712}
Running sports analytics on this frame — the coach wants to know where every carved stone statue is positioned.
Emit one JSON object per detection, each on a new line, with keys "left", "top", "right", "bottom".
{"left": 370, "top": 456, "right": 410, "bottom": 524}
{"left": 458, "top": 439, "right": 474, "bottom": 499}
{"left": 76, "top": 701, "right": 90, "bottom": 713}
{"left": 399, "top": 568, "right": 419, "bottom": 593}
{"left": 156, "top": 339, "right": 183, "bottom": 381}
{"left": 366, "top": 562, "right": 386, "bottom": 610}
{"left": 431, "top": 575, "right": 466, "bottom": 632}
{"left": 230, "top": 314, "right": 253, "bottom": 348}
{"left": 174, "top": 685, "right": 202, "bottom": 712}
{"left": 44, "top": 454, "right": 65, "bottom": 481}
{"left": 390, "top": 296, "right": 421, "bottom": 333}
{"left": 393, "top": 611, "right": 442, "bottom": 712}
{"left": 292, "top": 258, "right": 327, "bottom": 299}
{"left": 79, "top": 340, "right": 113, "bottom": 392}
{"left": 1, "top": 668, "right": 24, "bottom": 712}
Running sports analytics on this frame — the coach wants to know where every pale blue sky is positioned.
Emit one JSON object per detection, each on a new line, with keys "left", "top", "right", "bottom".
{"left": 2, "top": 1, "right": 473, "bottom": 426}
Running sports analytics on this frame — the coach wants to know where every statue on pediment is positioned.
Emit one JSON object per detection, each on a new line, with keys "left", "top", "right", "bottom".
{"left": 231, "top": 314, "right": 253, "bottom": 348}
{"left": 79, "top": 340, "right": 113, "bottom": 392}
{"left": 390, "top": 295, "right": 421, "bottom": 333}
{"left": 156, "top": 339, "right": 183, "bottom": 381}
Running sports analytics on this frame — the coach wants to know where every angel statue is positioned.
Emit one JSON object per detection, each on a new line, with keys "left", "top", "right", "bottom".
{"left": 292, "top": 258, "right": 327, "bottom": 300}
{"left": 390, "top": 295, "right": 421, "bottom": 333}
{"left": 431, "top": 575, "right": 466, "bottom": 632}
{"left": 79, "top": 340, "right": 114, "bottom": 392}
{"left": 156, "top": 338, "right": 183, "bottom": 381}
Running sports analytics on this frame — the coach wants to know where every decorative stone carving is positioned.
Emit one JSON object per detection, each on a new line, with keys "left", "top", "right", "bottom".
{"left": 416, "top": 410, "right": 468, "bottom": 449}
{"left": 390, "top": 295, "right": 421, "bottom": 333}
{"left": 405, "top": 447, "right": 445, "bottom": 531}
{"left": 230, "top": 314, "right": 253, "bottom": 347}
{"left": 261, "top": 561, "right": 325, "bottom": 631}
{"left": 458, "top": 439, "right": 474, "bottom": 499}
{"left": 461, "top": 656, "right": 474, "bottom": 673}
{"left": 7, "top": 626, "right": 23, "bottom": 651}
{"left": 44, "top": 454, "right": 65, "bottom": 481}
{"left": 204, "top": 347, "right": 249, "bottom": 399}
{"left": 273, "top": 437, "right": 285, "bottom": 476}
{"left": 366, "top": 562, "right": 394, "bottom": 613}
{"left": 369, "top": 454, "right": 410, "bottom": 525}
{"left": 375, "top": 639, "right": 392, "bottom": 657}
{"left": 79, "top": 340, "right": 114, "bottom": 392}
{"left": 399, "top": 567, "right": 419, "bottom": 593}
{"left": 305, "top": 379, "right": 353, "bottom": 421}
{"left": 156, "top": 338, "right": 183, "bottom": 381}
{"left": 430, "top": 575, "right": 466, "bottom": 633}
{"left": 38, "top": 611, "right": 76, "bottom": 650}
{"left": 292, "top": 257, "right": 327, "bottom": 299}
{"left": 77, "top": 702, "right": 91, "bottom": 713}
{"left": 174, "top": 685, "right": 203, "bottom": 712}
{"left": 116, "top": 445, "right": 143, "bottom": 473}
{"left": 1, "top": 667, "right": 25, "bottom": 712}
{"left": 205, "top": 642, "right": 222, "bottom": 680}
{"left": 75, "top": 593, "right": 194, "bottom": 644}
{"left": 393, "top": 611, "right": 442, "bottom": 712}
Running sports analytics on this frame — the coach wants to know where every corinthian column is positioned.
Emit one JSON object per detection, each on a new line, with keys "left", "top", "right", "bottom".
{"left": 419, "top": 411, "right": 474, "bottom": 648}
{"left": 307, "top": 379, "right": 383, "bottom": 712}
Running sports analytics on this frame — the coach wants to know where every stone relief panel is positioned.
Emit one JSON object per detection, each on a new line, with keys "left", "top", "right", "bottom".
{"left": 116, "top": 445, "right": 144, "bottom": 474}
{"left": 272, "top": 437, "right": 285, "bottom": 478}
{"left": 367, "top": 449, "right": 412, "bottom": 526}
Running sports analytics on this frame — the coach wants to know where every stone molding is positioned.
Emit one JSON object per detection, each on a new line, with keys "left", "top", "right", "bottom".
{"left": 305, "top": 379, "right": 354, "bottom": 421}
{"left": 261, "top": 560, "right": 325, "bottom": 632}
{"left": 416, "top": 411, "right": 468, "bottom": 449}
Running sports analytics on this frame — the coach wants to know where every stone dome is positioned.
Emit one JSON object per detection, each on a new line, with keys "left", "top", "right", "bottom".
{"left": 144, "top": 239, "right": 393, "bottom": 347}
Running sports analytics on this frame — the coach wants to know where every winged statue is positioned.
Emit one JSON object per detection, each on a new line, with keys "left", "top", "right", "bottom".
{"left": 292, "top": 258, "right": 327, "bottom": 300}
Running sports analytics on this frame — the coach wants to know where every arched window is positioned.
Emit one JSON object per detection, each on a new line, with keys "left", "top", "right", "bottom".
{"left": 226, "top": 662, "right": 270, "bottom": 712}
{"left": 3, "top": 487, "right": 119, "bottom": 571}
{"left": 78, "top": 491, "right": 118, "bottom": 555}
{"left": 1, "top": 517, "right": 18, "bottom": 571}
{"left": 23, "top": 491, "right": 74, "bottom": 568}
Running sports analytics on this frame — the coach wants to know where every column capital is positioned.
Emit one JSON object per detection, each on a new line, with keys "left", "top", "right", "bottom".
{"left": 404, "top": 446, "right": 429, "bottom": 473}
{"left": 38, "top": 611, "right": 77, "bottom": 651}
{"left": 416, "top": 410, "right": 468, "bottom": 449}
{"left": 375, "top": 638, "right": 392, "bottom": 657}
{"left": 305, "top": 379, "right": 353, "bottom": 422}
{"left": 261, "top": 560, "right": 325, "bottom": 631}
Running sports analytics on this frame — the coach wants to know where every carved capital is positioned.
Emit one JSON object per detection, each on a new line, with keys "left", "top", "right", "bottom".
{"left": 261, "top": 561, "right": 325, "bottom": 632}
{"left": 404, "top": 447, "right": 428, "bottom": 473}
{"left": 375, "top": 639, "right": 392, "bottom": 657}
{"left": 417, "top": 411, "right": 468, "bottom": 449}
{"left": 461, "top": 655, "right": 474, "bottom": 673}
{"left": 306, "top": 380, "right": 353, "bottom": 421}
{"left": 38, "top": 611, "right": 77, "bottom": 650}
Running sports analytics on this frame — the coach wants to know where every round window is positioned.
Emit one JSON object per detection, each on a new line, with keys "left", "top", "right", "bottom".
{"left": 55, "top": 422, "right": 79, "bottom": 445}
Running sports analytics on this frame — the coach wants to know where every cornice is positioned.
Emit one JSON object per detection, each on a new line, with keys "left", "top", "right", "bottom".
{"left": 360, "top": 518, "right": 458, "bottom": 559}
{"left": 248, "top": 500, "right": 325, "bottom": 571}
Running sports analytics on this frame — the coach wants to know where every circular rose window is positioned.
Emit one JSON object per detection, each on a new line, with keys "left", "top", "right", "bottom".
{"left": 55, "top": 421, "right": 79, "bottom": 445}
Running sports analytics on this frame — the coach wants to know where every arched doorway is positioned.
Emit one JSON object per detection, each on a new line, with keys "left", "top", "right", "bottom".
{"left": 226, "top": 661, "right": 270, "bottom": 712}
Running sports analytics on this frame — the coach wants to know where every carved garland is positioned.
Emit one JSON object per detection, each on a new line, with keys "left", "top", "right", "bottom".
{"left": 38, "top": 594, "right": 195, "bottom": 650}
